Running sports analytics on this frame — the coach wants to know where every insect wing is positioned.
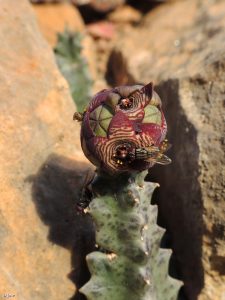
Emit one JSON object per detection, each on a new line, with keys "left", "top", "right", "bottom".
{"left": 136, "top": 146, "right": 160, "bottom": 160}
{"left": 144, "top": 154, "right": 172, "bottom": 165}
{"left": 135, "top": 148, "right": 149, "bottom": 159}
{"left": 155, "top": 154, "right": 172, "bottom": 165}
{"left": 145, "top": 146, "right": 160, "bottom": 154}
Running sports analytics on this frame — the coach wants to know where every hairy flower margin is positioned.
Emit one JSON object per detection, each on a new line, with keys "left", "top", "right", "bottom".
{"left": 78, "top": 82, "right": 171, "bottom": 174}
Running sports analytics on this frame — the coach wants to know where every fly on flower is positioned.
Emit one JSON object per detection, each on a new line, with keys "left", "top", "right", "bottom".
{"left": 135, "top": 140, "right": 172, "bottom": 165}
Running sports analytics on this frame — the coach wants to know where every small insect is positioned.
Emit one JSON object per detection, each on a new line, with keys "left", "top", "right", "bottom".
{"left": 73, "top": 109, "right": 87, "bottom": 122}
{"left": 76, "top": 171, "right": 95, "bottom": 214}
{"left": 136, "top": 140, "right": 172, "bottom": 165}
{"left": 113, "top": 140, "right": 171, "bottom": 166}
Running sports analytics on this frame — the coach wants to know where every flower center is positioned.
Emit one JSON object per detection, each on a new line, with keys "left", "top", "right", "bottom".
{"left": 119, "top": 98, "right": 133, "bottom": 109}
{"left": 113, "top": 143, "right": 135, "bottom": 165}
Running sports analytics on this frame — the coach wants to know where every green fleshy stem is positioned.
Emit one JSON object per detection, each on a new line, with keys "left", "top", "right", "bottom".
{"left": 80, "top": 171, "right": 182, "bottom": 300}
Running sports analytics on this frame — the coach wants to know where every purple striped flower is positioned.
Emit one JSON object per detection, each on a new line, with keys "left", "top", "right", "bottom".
{"left": 80, "top": 83, "right": 170, "bottom": 174}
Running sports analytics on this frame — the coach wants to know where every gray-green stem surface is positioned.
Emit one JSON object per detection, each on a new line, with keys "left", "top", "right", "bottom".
{"left": 80, "top": 171, "right": 182, "bottom": 300}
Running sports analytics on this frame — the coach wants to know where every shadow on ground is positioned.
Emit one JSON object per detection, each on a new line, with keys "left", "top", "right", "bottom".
{"left": 147, "top": 79, "right": 204, "bottom": 300}
{"left": 31, "top": 154, "right": 95, "bottom": 300}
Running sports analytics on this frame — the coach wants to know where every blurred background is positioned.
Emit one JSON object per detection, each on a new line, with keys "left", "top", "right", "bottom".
{"left": 0, "top": 0, "right": 224, "bottom": 300}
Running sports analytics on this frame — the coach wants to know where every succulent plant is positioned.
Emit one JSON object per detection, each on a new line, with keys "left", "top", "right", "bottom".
{"left": 76, "top": 83, "right": 182, "bottom": 300}
{"left": 79, "top": 171, "right": 182, "bottom": 300}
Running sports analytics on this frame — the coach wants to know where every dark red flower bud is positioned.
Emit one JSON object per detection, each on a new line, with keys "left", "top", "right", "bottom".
{"left": 80, "top": 83, "right": 170, "bottom": 174}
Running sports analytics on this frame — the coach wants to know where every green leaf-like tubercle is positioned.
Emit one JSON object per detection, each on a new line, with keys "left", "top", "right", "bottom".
{"left": 80, "top": 171, "right": 182, "bottom": 300}
{"left": 143, "top": 105, "right": 162, "bottom": 125}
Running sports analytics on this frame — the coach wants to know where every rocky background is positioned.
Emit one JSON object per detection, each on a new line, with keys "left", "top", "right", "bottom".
{"left": 0, "top": 0, "right": 224, "bottom": 300}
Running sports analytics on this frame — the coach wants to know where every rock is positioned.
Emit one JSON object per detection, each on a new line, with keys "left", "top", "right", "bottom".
{"left": 82, "top": 35, "right": 98, "bottom": 86}
{"left": 72, "top": 0, "right": 125, "bottom": 13}
{"left": 32, "top": 2, "right": 85, "bottom": 46}
{"left": 0, "top": 1, "right": 94, "bottom": 299}
{"left": 110, "top": 1, "right": 225, "bottom": 299}
{"left": 107, "top": 5, "right": 142, "bottom": 24}
{"left": 105, "top": 49, "right": 135, "bottom": 86}
{"left": 86, "top": 21, "right": 115, "bottom": 40}
{"left": 30, "top": 0, "right": 60, "bottom": 3}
